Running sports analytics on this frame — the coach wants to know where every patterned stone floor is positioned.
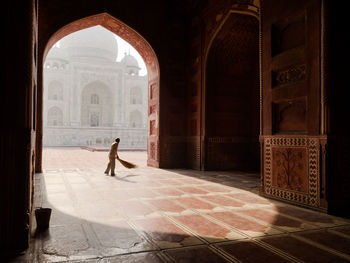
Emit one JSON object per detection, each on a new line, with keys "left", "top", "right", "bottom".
{"left": 14, "top": 148, "right": 350, "bottom": 262}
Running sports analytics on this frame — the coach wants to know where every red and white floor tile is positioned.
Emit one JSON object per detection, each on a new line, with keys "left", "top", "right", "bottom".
{"left": 16, "top": 148, "right": 350, "bottom": 262}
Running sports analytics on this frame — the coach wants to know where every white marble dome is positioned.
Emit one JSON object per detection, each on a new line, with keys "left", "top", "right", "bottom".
{"left": 59, "top": 25, "right": 118, "bottom": 62}
{"left": 121, "top": 53, "right": 140, "bottom": 68}
{"left": 47, "top": 45, "right": 67, "bottom": 59}
{"left": 121, "top": 53, "right": 140, "bottom": 75}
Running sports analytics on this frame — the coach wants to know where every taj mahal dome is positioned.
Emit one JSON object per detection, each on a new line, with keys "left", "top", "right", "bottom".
{"left": 43, "top": 26, "right": 148, "bottom": 149}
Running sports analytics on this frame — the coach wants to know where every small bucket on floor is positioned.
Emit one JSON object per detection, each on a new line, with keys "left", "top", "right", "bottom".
{"left": 35, "top": 208, "right": 52, "bottom": 231}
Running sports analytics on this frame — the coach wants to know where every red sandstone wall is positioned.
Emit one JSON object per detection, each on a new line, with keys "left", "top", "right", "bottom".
{"left": 260, "top": 0, "right": 327, "bottom": 211}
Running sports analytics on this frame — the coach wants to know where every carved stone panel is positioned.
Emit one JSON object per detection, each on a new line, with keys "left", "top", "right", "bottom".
{"left": 150, "top": 120, "right": 156, "bottom": 135}
{"left": 149, "top": 105, "right": 156, "bottom": 115}
{"left": 187, "top": 136, "right": 201, "bottom": 169}
{"left": 272, "top": 64, "right": 306, "bottom": 87}
{"left": 150, "top": 142, "right": 156, "bottom": 160}
{"left": 272, "top": 147, "right": 308, "bottom": 193}
{"left": 150, "top": 83, "right": 157, "bottom": 100}
{"left": 263, "top": 136, "right": 320, "bottom": 208}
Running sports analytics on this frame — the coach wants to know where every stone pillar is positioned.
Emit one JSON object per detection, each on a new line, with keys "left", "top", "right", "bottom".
{"left": 1, "top": 0, "right": 37, "bottom": 250}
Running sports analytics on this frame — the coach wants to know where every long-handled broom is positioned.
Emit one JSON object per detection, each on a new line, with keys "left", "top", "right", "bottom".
{"left": 116, "top": 156, "right": 138, "bottom": 169}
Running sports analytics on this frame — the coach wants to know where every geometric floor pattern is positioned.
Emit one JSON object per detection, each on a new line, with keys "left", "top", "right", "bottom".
{"left": 15, "top": 148, "right": 350, "bottom": 262}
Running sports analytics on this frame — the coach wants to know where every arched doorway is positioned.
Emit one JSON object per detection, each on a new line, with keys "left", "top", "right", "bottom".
{"left": 81, "top": 81, "right": 113, "bottom": 128}
{"left": 203, "top": 11, "right": 260, "bottom": 171}
{"left": 36, "top": 13, "right": 160, "bottom": 171}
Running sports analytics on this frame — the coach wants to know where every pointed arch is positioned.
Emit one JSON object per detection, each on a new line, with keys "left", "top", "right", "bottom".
{"left": 202, "top": 4, "right": 261, "bottom": 171}
{"left": 37, "top": 13, "right": 160, "bottom": 170}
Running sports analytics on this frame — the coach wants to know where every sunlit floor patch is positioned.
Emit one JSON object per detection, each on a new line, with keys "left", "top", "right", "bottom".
{"left": 23, "top": 148, "right": 350, "bottom": 262}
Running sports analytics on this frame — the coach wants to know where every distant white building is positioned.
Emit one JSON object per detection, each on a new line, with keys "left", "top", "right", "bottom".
{"left": 43, "top": 26, "right": 148, "bottom": 149}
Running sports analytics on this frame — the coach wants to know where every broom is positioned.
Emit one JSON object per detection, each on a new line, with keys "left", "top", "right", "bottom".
{"left": 116, "top": 156, "right": 138, "bottom": 169}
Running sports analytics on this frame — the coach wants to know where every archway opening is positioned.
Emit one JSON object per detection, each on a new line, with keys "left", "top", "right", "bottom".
{"left": 43, "top": 26, "right": 148, "bottom": 152}
{"left": 205, "top": 13, "right": 260, "bottom": 172}
{"left": 38, "top": 13, "right": 160, "bottom": 170}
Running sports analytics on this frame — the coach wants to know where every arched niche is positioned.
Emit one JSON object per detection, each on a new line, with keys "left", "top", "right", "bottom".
{"left": 81, "top": 81, "right": 113, "bottom": 127}
{"left": 203, "top": 11, "right": 260, "bottom": 171}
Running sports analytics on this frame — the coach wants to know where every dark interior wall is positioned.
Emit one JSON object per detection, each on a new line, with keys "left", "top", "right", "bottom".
{"left": 37, "top": 0, "right": 189, "bottom": 169}
{"left": 326, "top": 1, "right": 350, "bottom": 217}
{"left": 205, "top": 14, "right": 259, "bottom": 171}
{"left": 1, "top": 0, "right": 37, "bottom": 253}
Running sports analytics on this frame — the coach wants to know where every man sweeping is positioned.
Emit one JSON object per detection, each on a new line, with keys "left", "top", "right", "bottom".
{"left": 104, "top": 138, "right": 137, "bottom": 176}
{"left": 104, "top": 138, "right": 120, "bottom": 176}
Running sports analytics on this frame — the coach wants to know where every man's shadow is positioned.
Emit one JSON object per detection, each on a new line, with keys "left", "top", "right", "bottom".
{"left": 113, "top": 174, "right": 139, "bottom": 183}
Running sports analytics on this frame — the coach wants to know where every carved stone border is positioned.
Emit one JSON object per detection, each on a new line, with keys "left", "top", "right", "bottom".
{"left": 263, "top": 136, "right": 320, "bottom": 208}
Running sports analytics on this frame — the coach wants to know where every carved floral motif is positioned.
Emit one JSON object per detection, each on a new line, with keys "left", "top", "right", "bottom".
{"left": 263, "top": 136, "right": 320, "bottom": 208}
{"left": 272, "top": 147, "right": 308, "bottom": 192}
{"left": 273, "top": 64, "right": 306, "bottom": 87}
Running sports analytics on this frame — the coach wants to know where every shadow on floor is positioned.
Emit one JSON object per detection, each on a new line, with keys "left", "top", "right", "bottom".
{"left": 6, "top": 167, "right": 350, "bottom": 263}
